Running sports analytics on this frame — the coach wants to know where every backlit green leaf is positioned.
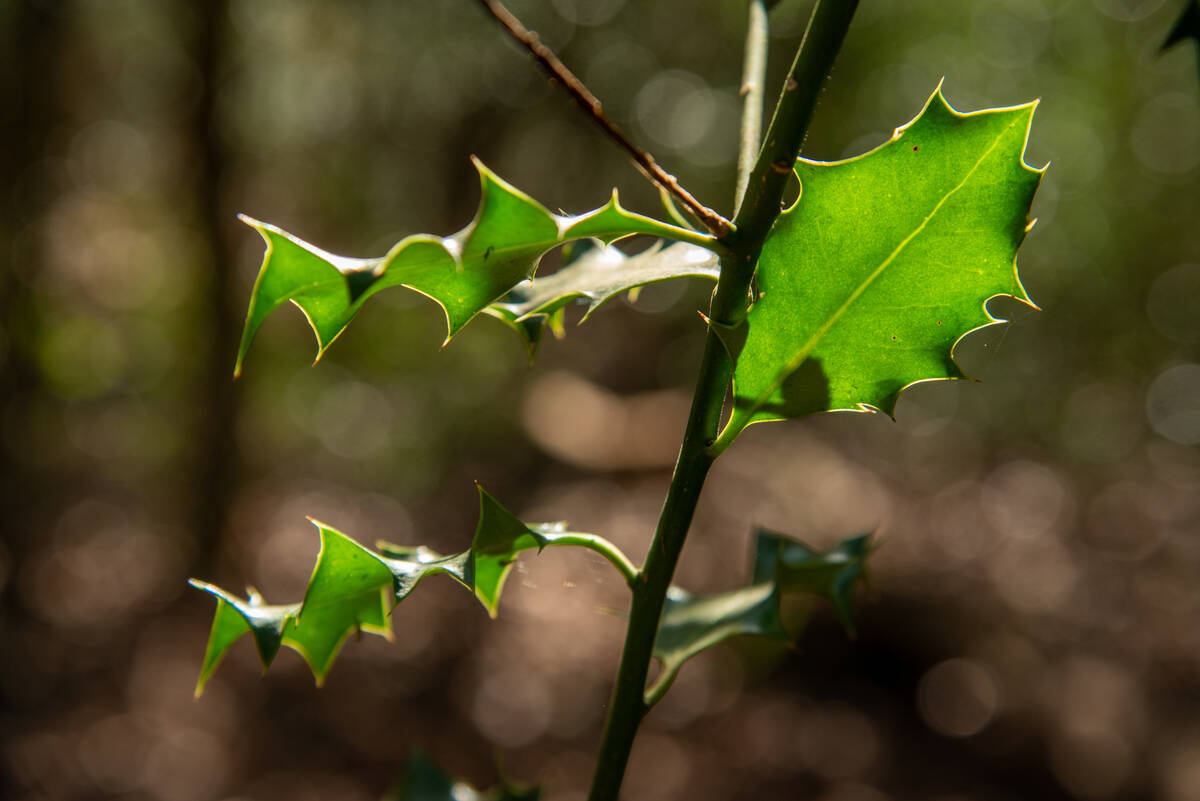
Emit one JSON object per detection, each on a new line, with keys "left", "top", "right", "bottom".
{"left": 235, "top": 161, "right": 717, "bottom": 376}
{"left": 713, "top": 86, "right": 1043, "bottom": 451}
{"left": 189, "top": 486, "right": 631, "bottom": 693}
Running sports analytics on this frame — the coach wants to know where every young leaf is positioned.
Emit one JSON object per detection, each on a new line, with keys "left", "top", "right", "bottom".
{"left": 712, "top": 86, "right": 1043, "bottom": 452}
{"left": 751, "top": 530, "right": 873, "bottom": 635}
{"left": 487, "top": 240, "right": 720, "bottom": 357}
{"left": 234, "top": 161, "right": 717, "bottom": 376}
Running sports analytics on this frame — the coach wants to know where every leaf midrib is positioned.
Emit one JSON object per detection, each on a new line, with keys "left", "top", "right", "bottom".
{"left": 744, "top": 116, "right": 1022, "bottom": 419}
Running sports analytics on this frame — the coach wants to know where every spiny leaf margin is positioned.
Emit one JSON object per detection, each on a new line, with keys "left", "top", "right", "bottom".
{"left": 712, "top": 85, "right": 1044, "bottom": 453}
{"left": 189, "top": 486, "right": 565, "bottom": 694}
{"left": 235, "top": 159, "right": 720, "bottom": 376}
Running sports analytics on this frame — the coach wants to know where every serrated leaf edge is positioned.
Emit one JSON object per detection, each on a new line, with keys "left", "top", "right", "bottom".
{"left": 711, "top": 84, "right": 1045, "bottom": 453}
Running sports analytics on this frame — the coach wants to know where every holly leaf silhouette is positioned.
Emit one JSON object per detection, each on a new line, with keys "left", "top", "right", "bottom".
{"left": 751, "top": 530, "right": 873, "bottom": 635}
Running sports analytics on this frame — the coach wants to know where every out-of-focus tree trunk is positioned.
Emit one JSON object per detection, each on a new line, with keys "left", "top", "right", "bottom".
{"left": 185, "top": 0, "right": 239, "bottom": 576}
{"left": 0, "top": 1, "right": 68, "bottom": 614}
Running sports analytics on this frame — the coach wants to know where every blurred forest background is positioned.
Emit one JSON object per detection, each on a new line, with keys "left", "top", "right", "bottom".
{"left": 4, "top": 0, "right": 1200, "bottom": 799}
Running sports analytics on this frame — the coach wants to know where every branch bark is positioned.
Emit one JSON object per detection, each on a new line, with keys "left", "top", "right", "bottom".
{"left": 735, "top": 0, "right": 770, "bottom": 215}
{"left": 475, "top": 0, "right": 732, "bottom": 238}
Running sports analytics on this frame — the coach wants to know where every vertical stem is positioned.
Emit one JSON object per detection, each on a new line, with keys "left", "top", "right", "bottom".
{"left": 735, "top": 0, "right": 769, "bottom": 215}
{"left": 585, "top": 2, "right": 859, "bottom": 799}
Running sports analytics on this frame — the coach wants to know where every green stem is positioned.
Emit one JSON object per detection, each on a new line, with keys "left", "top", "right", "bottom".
{"left": 643, "top": 662, "right": 680, "bottom": 709}
{"left": 544, "top": 532, "right": 639, "bottom": 588}
{"left": 585, "top": 3, "right": 859, "bottom": 799}
{"left": 734, "top": 0, "right": 769, "bottom": 215}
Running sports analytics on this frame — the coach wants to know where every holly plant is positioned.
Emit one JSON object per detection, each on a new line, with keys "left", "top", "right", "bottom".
{"left": 189, "top": 1, "right": 1044, "bottom": 799}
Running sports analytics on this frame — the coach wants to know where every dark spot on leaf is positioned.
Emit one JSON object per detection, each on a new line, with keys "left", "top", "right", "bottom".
{"left": 484, "top": 245, "right": 494, "bottom": 260}
{"left": 936, "top": 320, "right": 943, "bottom": 326}
{"left": 912, "top": 145, "right": 919, "bottom": 152}
{"left": 891, "top": 335, "right": 897, "bottom": 340}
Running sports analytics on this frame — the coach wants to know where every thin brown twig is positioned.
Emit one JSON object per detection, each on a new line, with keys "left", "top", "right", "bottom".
{"left": 475, "top": 0, "right": 732, "bottom": 239}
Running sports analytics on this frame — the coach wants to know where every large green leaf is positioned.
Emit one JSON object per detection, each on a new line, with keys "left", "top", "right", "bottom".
{"left": 235, "top": 160, "right": 717, "bottom": 375}
{"left": 189, "top": 486, "right": 635, "bottom": 693}
{"left": 751, "top": 530, "right": 873, "bottom": 635}
{"left": 712, "top": 86, "right": 1043, "bottom": 451}
{"left": 487, "top": 240, "right": 720, "bottom": 356}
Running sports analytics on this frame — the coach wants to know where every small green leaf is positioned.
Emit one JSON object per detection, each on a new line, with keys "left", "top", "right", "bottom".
{"left": 752, "top": 530, "right": 873, "bottom": 635}
{"left": 188, "top": 582, "right": 299, "bottom": 697}
{"left": 235, "top": 161, "right": 717, "bottom": 376}
{"left": 288, "top": 521, "right": 395, "bottom": 681}
{"left": 713, "top": 86, "right": 1043, "bottom": 451}
{"left": 190, "top": 486, "right": 606, "bottom": 692}
{"left": 465, "top": 485, "right": 549, "bottom": 617}
{"left": 487, "top": 240, "right": 719, "bottom": 356}
{"left": 652, "top": 583, "right": 788, "bottom": 684}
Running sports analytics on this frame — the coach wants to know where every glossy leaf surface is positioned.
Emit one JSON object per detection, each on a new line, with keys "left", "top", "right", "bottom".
{"left": 714, "top": 87, "right": 1042, "bottom": 450}
{"left": 652, "top": 584, "right": 789, "bottom": 679}
{"left": 235, "top": 161, "right": 716, "bottom": 375}
{"left": 488, "top": 240, "right": 720, "bottom": 356}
